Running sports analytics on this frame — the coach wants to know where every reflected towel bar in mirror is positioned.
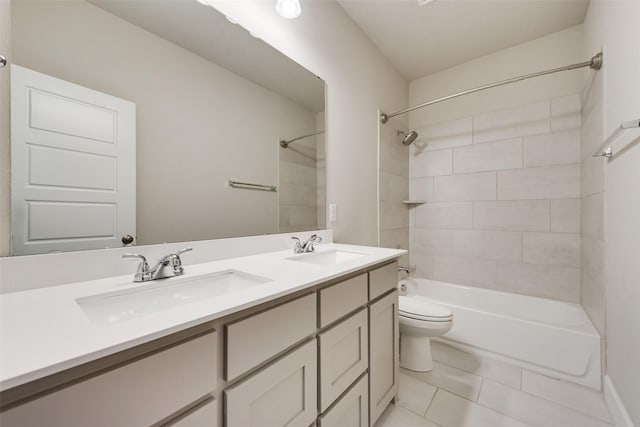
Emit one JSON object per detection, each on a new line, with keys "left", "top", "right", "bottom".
{"left": 228, "top": 180, "right": 277, "bottom": 192}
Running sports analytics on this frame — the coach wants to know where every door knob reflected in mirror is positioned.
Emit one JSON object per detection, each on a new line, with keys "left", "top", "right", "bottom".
{"left": 121, "top": 234, "right": 134, "bottom": 245}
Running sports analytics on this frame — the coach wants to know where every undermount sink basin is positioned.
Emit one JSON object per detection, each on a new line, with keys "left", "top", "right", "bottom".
{"left": 286, "top": 250, "right": 367, "bottom": 266}
{"left": 77, "top": 270, "right": 272, "bottom": 326}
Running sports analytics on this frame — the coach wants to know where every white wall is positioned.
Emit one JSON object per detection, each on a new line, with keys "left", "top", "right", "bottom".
{"left": 212, "top": 0, "right": 408, "bottom": 246}
{"left": 11, "top": 0, "right": 318, "bottom": 245}
{"left": 583, "top": 1, "right": 640, "bottom": 424}
{"left": 409, "top": 25, "right": 586, "bottom": 126}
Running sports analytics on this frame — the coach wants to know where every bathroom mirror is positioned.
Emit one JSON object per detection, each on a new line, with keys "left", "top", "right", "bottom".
{"left": 8, "top": 0, "right": 326, "bottom": 255}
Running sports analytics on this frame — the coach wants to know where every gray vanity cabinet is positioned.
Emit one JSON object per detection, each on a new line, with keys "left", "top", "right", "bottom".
{"left": 368, "top": 263, "right": 400, "bottom": 426}
{"left": 0, "top": 260, "right": 401, "bottom": 427}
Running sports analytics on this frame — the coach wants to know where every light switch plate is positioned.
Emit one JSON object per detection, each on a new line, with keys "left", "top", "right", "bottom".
{"left": 329, "top": 204, "right": 337, "bottom": 222}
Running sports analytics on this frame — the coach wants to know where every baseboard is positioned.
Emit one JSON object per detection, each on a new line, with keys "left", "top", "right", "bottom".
{"left": 604, "top": 375, "right": 635, "bottom": 427}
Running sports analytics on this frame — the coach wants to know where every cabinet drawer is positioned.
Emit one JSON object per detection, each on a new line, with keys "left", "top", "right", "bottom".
{"left": 319, "top": 273, "right": 367, "bottom": 327}
{"left": 0, "top": 330, "right": 218, "bottom": 427}
{"left": 225, "top": 293, "right": 316, "bottom": 380}
{"left": 225, "top": 340, "right": 317, "bottom": 427}
{"left": 319, "top": 374, "right": 368, "bottom": 427}
{"left": 368, "top": 262, "right": 398, "bottom": 300}
{"left": 319, "top": 309, "right": 368, "bottom": 412}
{"left": 169, "top": 398, "right": 218, "bottom": 427}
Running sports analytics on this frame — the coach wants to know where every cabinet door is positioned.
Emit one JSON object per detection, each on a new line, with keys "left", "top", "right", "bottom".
{"left": 369, "top": 290, "right": 399, "bottom": 425}
{"left": 319, "top": 374, "right": 368, "bottom": 427}
{"left": 168, "top": 398, "right": 218, "bottom": 427}
{"left": 319, "top": 309, "right": 368, "bottom": 411}
{"left": 0, "top": 330, "right": 218, "bottom": 427}
{"left": 225, "top": 340, "right": 317, "bottom": 427}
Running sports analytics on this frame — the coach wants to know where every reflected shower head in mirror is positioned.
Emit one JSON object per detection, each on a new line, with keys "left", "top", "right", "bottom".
{"left": 397, "top": 129, "right": 419, "bottom": 146}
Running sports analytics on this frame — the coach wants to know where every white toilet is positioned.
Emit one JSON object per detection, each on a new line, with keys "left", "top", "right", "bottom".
{"left": 399, "top": 294, "right": 453, "bottom": 371}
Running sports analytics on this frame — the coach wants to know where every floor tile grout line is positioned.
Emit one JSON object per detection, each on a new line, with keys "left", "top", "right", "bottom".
{"left": 513, "top": 374, "right": 614, "bottom": 424}
{"left": 405, "top": 363, "right": 613, "bottom": 426}
{"left": 476, "top": 379, "right": 615, "bottom": 427}
{"left": 422, "top": 386, "right": 440, "bottom": 419}
{"left": 475, "top": 376, "right": 484, "bottom": 403}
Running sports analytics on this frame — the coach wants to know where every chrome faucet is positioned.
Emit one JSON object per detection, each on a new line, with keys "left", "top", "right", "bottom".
{"left": 398, "top": 266, "right": 410, "bottom": 275}
{"left": 123, "top": 247, "right": 193, "bottom": 282}
{"left": 292, "top": 234, "right": 323, "bottom": 254}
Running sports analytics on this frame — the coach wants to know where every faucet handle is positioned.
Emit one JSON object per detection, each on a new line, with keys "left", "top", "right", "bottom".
{"left": 291, "top": 237, "right": 303, "bottom": 254}
{"left": 170, "top": 247, "right": 192, "bottom": 275}
{"left": 123, "top": 253, "right": 151, "bottom": 282}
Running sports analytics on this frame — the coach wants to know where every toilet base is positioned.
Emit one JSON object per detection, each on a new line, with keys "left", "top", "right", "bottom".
{"left": 400, "top": 335, "right": 434, "bottom": 372}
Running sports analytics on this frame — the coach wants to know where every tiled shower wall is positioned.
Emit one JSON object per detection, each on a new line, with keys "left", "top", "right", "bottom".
{"left": 279, "top": 131, "right": 325, "bottom": 233}
{"left": 580, "top": 70, "right": 606, "bottom": 335}
{"left": 379, "top": 116, "right": 410, "bottom": 267}
{"left": 409, "top": 95, "right": 583, "bottom": 302}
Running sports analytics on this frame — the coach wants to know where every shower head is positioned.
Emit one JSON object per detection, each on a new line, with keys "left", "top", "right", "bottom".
{"left": 397, "top": 130, "right": 419, "bottom": 146}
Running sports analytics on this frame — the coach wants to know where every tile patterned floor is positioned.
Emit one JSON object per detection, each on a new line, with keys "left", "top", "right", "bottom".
{"left": 375, "top": 341, "right": 613, "bottom": 427}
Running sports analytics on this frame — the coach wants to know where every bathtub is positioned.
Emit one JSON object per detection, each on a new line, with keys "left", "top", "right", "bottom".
{"left": 400, "top": 277, "right": 602, "bottom": 390}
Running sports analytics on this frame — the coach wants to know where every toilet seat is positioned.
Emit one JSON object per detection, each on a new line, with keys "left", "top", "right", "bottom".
{"left": 399, "top": 296, "right": 453, "bottom": 322}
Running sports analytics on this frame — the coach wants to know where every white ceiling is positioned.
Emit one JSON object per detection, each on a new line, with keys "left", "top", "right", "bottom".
{"left": 90, "top": 0, "right": 325, "bottom": 112}
{"left": 338, "top": 0, "right": 589, "bottom": 80}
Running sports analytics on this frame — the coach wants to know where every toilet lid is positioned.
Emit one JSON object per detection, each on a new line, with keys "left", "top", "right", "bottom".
{"left": 399, "top": 296, "right": 453, "bottom": 321}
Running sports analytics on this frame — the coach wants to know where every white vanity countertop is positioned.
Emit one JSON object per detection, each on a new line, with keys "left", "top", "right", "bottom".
{"left": 0, "top": 243, "right": 404, "bottom": 391}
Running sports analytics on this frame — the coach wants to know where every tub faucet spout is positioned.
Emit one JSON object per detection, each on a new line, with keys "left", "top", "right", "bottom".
{"left": 398, "top": 266, "right": 410, "bottom": 275}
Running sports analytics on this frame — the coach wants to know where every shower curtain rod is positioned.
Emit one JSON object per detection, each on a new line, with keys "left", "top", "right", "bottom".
{"left": 380, "top": 52, "right": 603, "bottom": 124}
{"left": 280, "top": 130, "right": 325, "bottom": 148}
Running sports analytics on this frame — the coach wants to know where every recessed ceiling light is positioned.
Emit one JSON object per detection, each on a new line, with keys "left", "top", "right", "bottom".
{"left": 275, "top": 0, "right": 302, "bottom": 19}
{"left": 416, "top": 0, "right": 436, "bottom": 6}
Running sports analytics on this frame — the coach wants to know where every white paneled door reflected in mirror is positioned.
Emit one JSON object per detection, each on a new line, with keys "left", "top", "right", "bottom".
{"left": 7, "top": 0, "right": 325, "bottom": 255}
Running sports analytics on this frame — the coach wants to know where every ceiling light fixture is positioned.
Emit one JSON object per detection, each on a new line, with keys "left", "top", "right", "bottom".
{"left": 275, "top": 0, "right": 301, "bottom": 19}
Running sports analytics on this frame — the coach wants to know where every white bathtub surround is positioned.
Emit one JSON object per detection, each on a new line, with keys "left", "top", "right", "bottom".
{"left": 409, "top": 95, "right": 583, "bottom": 303}
{"left": 401, "top": 278, "right": 601, "bottom": 389}
{"left": 376, "top": 342, "right": 613, "bottom": 427}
